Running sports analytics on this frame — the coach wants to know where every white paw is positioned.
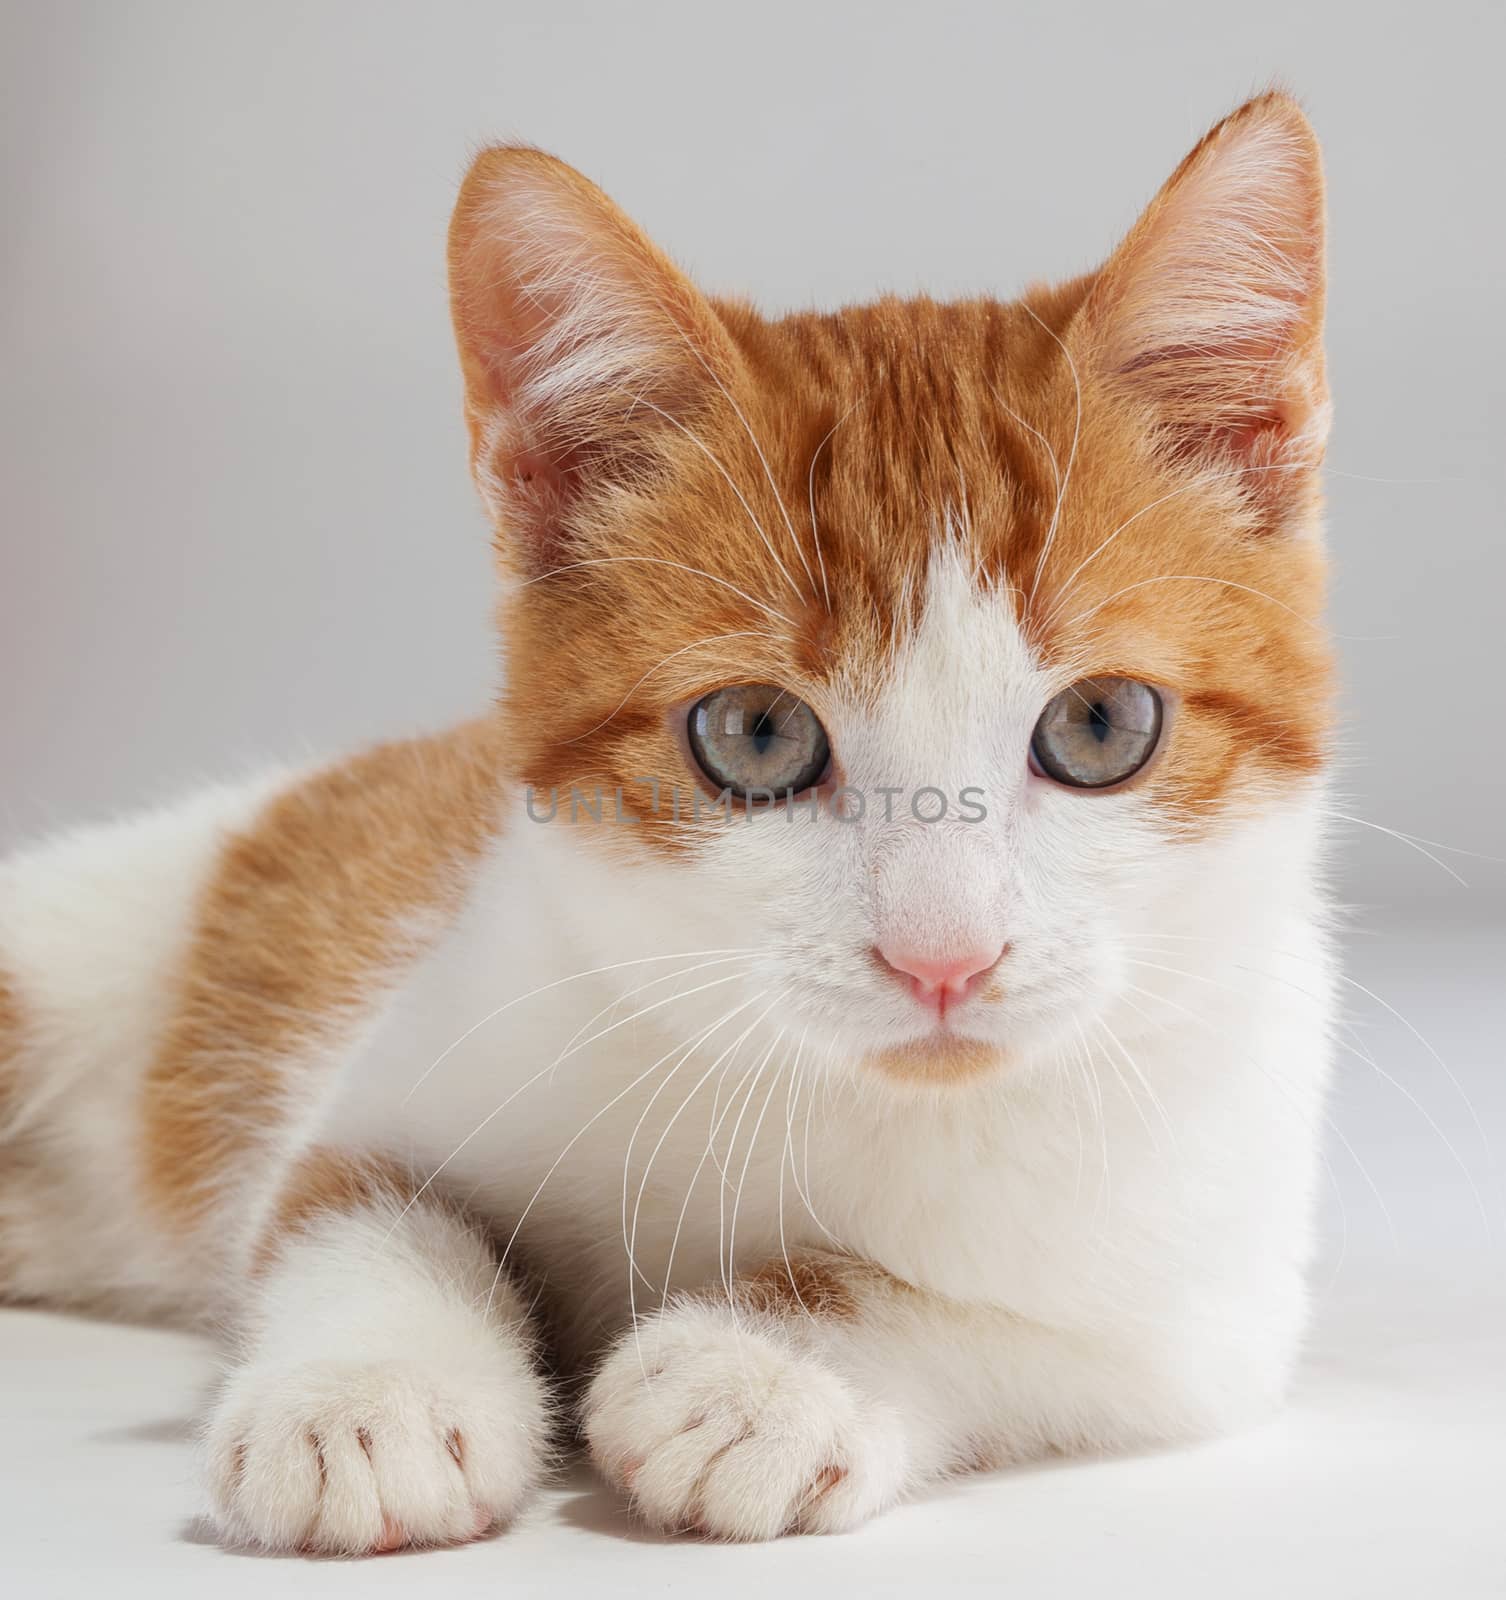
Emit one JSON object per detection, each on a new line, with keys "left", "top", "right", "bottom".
{"left": 204, "top": 1356, "right": 550, "bottom": 1555}
{"left": 583, "top": 1302, "right": 907, "bottom": 1540}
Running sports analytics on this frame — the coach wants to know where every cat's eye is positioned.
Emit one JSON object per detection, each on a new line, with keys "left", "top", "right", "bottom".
{"left": 687, "top": 684, "right": 830, "bottom": 801}
{"left": 1031, "top": 676, "right": 1163, "bottom": 790}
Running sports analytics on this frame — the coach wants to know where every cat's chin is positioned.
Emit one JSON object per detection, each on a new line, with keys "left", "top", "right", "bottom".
{"left": 861, "top": 1034, "right": 1005, "bottom": 1086}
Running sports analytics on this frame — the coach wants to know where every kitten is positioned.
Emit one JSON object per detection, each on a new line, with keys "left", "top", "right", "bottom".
{"left": 0, "top": 92, "right": 1336, "bottom": 1552}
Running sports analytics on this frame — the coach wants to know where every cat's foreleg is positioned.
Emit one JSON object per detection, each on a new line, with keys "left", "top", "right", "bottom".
{"left": 584, "top": 1250, "right": 1289, "bottom": 1538}
{"left": 202, "top": 1152, "right": 552, "bottom": 1554}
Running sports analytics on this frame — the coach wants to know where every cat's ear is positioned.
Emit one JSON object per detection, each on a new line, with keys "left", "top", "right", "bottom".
{"left": 1079, "top": 93, "right": 1329, "bottom": 533}
{"left": 448, "top": 147, "right": 740, "bottom": 573}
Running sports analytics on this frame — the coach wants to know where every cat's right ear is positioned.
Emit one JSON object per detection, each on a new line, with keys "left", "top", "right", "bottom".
{"left": 448, "top": 147, "right": 740, "bottom": 575}
{"left": 1076, "top": 93, "right": 1329, "bottom": 536}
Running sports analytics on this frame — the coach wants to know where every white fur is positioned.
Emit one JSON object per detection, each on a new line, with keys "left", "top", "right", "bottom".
{"left": 205, "top": 1201, "right": 549, "bottom": 1553}
{"left": 1, "top": 551, "right": 1334, "bottom": 1547}
{"left": 0, "top": 775, "right": 286, "bottom": 1314}
{"left": 585, "top": 1299, "right": 909, "bottom": 1538}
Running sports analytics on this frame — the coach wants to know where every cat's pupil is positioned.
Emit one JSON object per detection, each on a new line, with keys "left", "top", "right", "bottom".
{"left": 750, "top": 711, "right": 777, "bottom": 754}
{"left": 1088, "top": 702, "right": 1112, "bottom": 743}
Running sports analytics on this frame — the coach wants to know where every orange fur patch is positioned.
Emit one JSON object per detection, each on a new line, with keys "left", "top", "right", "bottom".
{"left": 733, "top": 1252, "right": 887, "bottom": 1321}
{"left": 865, "top": 1035, "right": 1005, "bottom": 1086}
{"left": 141, "top": 720, "right": 507, "bottom": 1226}
{"left": 251, "top": 1147, "right": 411, "bottom": 1273}
{"left": 0, "top": 973, "right": 35, "bottom": 1298}
{"left": 0, "top": 969, "right": 22, "bottom": 1128}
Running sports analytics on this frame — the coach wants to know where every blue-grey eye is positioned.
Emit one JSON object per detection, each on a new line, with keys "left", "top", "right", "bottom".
{"left": 1031, "top": 677, "right": 1163, "bottom": 789}
{"left": 687, "top": 685, "right": 830, "bottom": 799}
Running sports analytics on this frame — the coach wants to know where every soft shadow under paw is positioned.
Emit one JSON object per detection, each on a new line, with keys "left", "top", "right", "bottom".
{"left": 179, "top": 1515, "right": 233, "bottom": 1552}
{"left": 93, "top": 1414, "right": 197, "bottom": 1447}
{"left": 550, "top": 1458, "right": 680, "bottom": 1545}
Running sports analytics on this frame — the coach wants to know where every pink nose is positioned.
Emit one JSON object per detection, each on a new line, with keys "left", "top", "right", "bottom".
{"left": 875, "top": 944, "right": 1003, "bottom": 1019}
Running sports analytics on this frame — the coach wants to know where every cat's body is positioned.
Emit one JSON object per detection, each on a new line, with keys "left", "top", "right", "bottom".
{"left": 0, "top": 93, "right": 1338, "bottom": 1551}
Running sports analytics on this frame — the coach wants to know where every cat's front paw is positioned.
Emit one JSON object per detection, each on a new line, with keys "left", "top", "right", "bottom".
{"left": 204, "top": 1355, "right": 550, "bottom": 1555}
{"left": 583, "top": 1301, "right": 907, "bottom": 1540}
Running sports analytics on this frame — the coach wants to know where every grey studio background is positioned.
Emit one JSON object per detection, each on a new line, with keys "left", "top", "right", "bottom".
{"left": 1, "top": 4, "right": 1503, "bottom": 1592}
{"left": 4, "top": 0, "right": 1503, "bottom": 914}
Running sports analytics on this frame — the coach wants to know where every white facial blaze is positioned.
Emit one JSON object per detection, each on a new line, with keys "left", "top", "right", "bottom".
{"left": 839, "top": 545, "right": 1039, "bottom": 969}
{"left": 662, "top": 536, "right": 1328, "bottom": 1081}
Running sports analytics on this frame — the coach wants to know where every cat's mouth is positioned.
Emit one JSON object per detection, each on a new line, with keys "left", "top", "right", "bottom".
{"left": 862, "top": 1035, "right": 1004, "bottom": 1085}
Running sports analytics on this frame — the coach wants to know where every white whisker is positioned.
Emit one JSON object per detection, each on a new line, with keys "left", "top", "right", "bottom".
{"left": 1319, "top": 807, "right": 1485, "bottom": 887}
{"left": 725, "top": 1033, "right": 789, "bottom": 1292}
{"left": 498, "top": 989, "right": 772, "bottom": 1284}
{"left": 1072, "top": 1018, "right": 1112, "bottom": 1221}
{"left": 401, "top": 946, "right": 758, "bottom": 1104}
{"left": 385, "top": 965, "right": 755, "bottom": 1238}
{"left": 651, "top": 992, "right": 791, "bottom": 1371}
{"left": 482, "top": 988, "right": 766, "bottom": 1324}
{"left": 1124, "top": 941, "right": 1493, "bottom": 1236}
{"left": 1059, "top": 572, "right": 1374, "bottom": 639}
{"left": 1088, "top": 1016, "right": 1161, "bottom": 1153}
{"left": 518, "top": 553, "right": 795, "bottom": 628}
{"left": 1022, "top": 301, "right": 1082, "bottom": 614}
{"left": 715, "top": 1032, "right": 783, "bottom": 1304}
{"left": 622, "top": 990, "right": 782, "bottom": 1302}
{"left": 806, "top": 400, "right": 866, "bottom": 612}
{"left": 786, "top": 1053, "right": 842, "bottom": 1247}
{"left": 774, "top": 1030, "right": 822, "bottom": 1326}
{"left": 1043, "top": 458, "right": 1307, "bottom": 625}
{"left": 630, "top": 393, "right": 808, "bottom": 603}
{"left": 1118, "top": 976, "right": 1393, "bottom": 1256}
{"left": 562, "top": 632, "right": 769, "bottom": 746}
{"left": 671, "top": 332, "right": 821, "bottom": 603}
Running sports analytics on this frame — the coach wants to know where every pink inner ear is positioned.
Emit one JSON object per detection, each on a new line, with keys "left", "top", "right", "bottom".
{"left": 1132, "top": 352, "right": 1325, "bottom": 528}
{"left": 1083, "top": 100, "right": 1329, "bottom": 528}
{"left": 512, "top": 446, "right": 566, "bottom": 496}
{"left": 1205, "top": 414, "right": 1285, "bottom": 467}
{"left": 449, "top": 152, "right": 743, "bottom": 575}
{"left": 1165, "top": 404, "right": 1309, "bottom": 522}
{"left": 501, "top": 441, "right": 584, "bottom": 569}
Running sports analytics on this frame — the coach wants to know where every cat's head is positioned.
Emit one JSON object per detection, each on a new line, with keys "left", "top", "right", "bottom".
{"left": 448, "top": 92, "right": 1334, "bottom": 1087}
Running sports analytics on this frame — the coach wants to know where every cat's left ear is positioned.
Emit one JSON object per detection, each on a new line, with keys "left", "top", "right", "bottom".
{"left": 448, "top": 147, "right": 742, "bottom": 574}
{"left": 1079, "top": 92, "right": 1329, "bottom": 534}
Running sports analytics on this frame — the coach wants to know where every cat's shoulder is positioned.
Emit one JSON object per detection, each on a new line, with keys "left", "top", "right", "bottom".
{"left": 136, "top": 715, "right": 509, "bottom": 1223}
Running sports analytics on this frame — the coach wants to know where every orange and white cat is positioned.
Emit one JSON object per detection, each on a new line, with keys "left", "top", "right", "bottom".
{"left": 0, "top": 93, "right": 1337, "bottom": 1552}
